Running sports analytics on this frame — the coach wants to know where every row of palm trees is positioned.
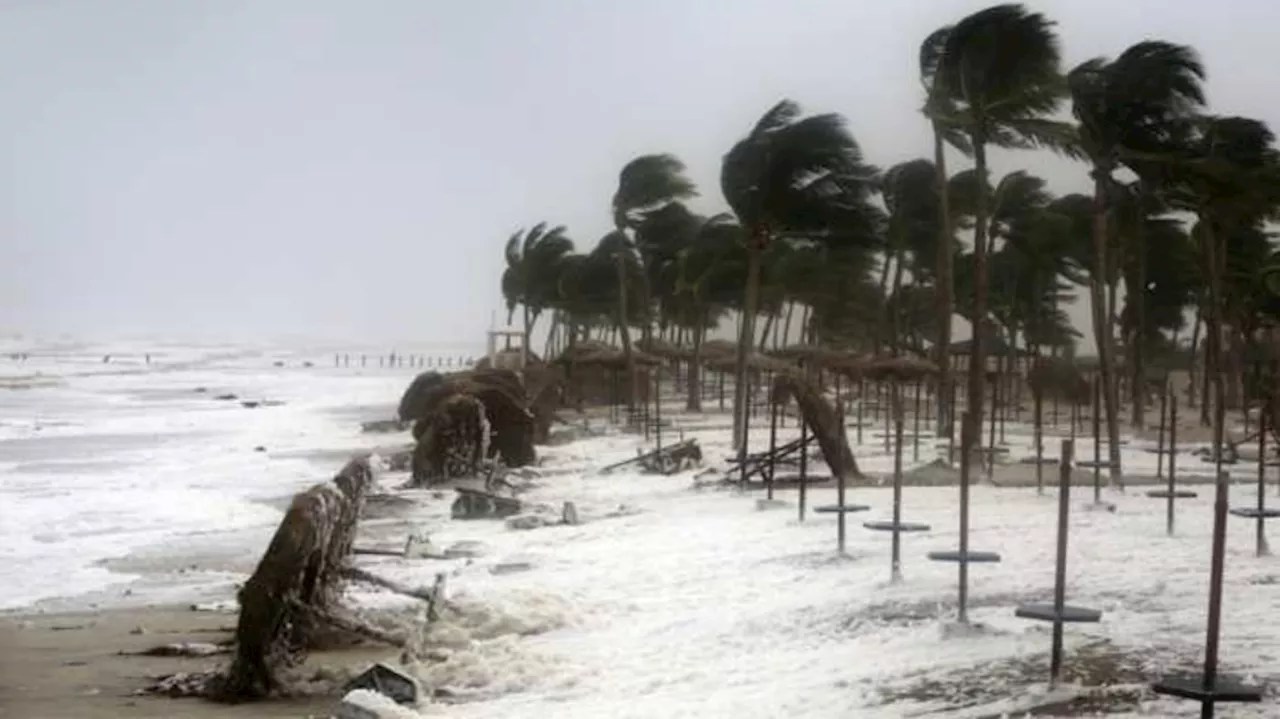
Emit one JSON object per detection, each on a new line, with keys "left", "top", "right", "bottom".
{"left": 501, "top": 3, "right": 1280, "bottom": 483}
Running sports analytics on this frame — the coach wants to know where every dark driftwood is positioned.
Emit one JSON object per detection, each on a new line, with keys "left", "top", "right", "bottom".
{"left": 600, "top": 438, "right": 702, "bottom": 475}
{"left": 212, "top": 458, "right": 373, "bottom": 702}
{"left": 773, "top": 371, "right": 862, "bottom": 480}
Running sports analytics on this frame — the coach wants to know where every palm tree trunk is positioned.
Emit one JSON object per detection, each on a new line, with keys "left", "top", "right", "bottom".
{"left": 734, "top": 239, "right": 764, "bottom": 453}
{"left": 1090, "top": 174, "right": 1123, "bottom": 487}
{"left": 782, "top": 301, "right": 795, "bottom": 348}
{"left": 543, "top": 310, "right": 559, "bottom": 359}
{"left": 1132, "top": 211, "right": 1147, "bottom": 429}
{"left": 614, "top": 250, "right": 638, "bottom": 418}
{"left": 1188, "top": 301, "right": 1202, "bottom": 408}
{"left": 1202, "top": 221, "right": 1227, "bottom": 473}
{"left": 964, "top": 139, "right": 992, "bottom": 477}
{"left": 932, "top": 124, "right": 955, "bottom": 437}
{"left": 799, "top": 304, "right": 812, "bottom": 343}
{"left": 889, "top": 244, "right": 907, "bottom": 357}
{"left": 522, "top": 305, "right": 532, "bottom": 366}
{"left": 758, "top": 311, "right": 775, "bottom": 352}
{"left": 687, "top": 317, "right": 704, "bottom": 412}
{"left": 875, "top": 249, "right": 894, "bottom": 354}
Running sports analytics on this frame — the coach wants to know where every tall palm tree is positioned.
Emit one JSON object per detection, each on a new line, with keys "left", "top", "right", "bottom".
{"left": 671, "top": 213, "right": 744, "bottom": 410}
{"left": 920, "top": 23, "right": 974, "bottom": 435}
{"left": 880, "top": 159, "right": 942, "bottom": 355}
{"left": 1069, "top": 40, "right": 1206, "bottom": 484}
{"left": 721, "top": 99, "right": 881, "bottom": 452}
{"left": 501, "top": 223, "right": 574, "bottom": 362}
{"left": 1166, "top": 118, "right": 1280, "bottom": 459}
{"left": 611, "top": 155, "right": 697, "bottom": 415}
{"left": 932, "top": 3, "right": 1072, "bottom": 474}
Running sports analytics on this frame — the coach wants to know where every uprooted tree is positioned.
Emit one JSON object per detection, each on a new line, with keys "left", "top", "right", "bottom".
{"left": 149, "top": 457, "right": 442, "bottom": 702}
{"left": 399, "top": 368, "right": 539, "bottom": 486}
{"left": 771, "top": 370, "right": 863, "bottom": 481}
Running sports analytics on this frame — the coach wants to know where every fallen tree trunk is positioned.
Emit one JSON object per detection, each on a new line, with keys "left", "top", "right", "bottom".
{"left": 211, "top": 457, "right": 374, "bottom": 702}
{"left": 772, "top": 371, "right": 862, "bottom": 480}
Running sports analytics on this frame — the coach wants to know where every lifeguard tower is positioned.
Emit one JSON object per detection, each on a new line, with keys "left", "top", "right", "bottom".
{"left": 486, "top": 328, "right": 527, "bottom": 370}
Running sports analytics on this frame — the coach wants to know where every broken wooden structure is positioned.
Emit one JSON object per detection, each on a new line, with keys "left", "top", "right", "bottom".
{"left": 598, "top": 438, "right": 703, "bottom": 476}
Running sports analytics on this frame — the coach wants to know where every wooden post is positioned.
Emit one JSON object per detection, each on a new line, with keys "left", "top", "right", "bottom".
{"left": 1050, "top": 439, "right": 1076, "bottom": 688}
{"left": 883, "top": 382, "right": 891, "bottom": 453}
{"left": 654, "top": 369, "right": 663, "bottom": 454}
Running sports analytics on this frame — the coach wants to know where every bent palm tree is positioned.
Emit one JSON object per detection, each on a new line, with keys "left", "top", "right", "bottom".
{"left": 721, "top": 99, "right": 880, "bottom": 454}
{"left": 501, "top": 223, "right": 574, "bottom": 363}
{"left": 610, "top": 155, "right": 697, "bottom": 417}
{"left": 1070, "top": 39, "right": 1206, "bottom": 485}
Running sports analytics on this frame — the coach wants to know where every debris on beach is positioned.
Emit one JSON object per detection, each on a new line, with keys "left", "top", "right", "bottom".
{"left": 399, "top": 368, "right": 542, "bottom": 486}
{"left": 598, "top": 437, "right": 703, "bottom": 476}
{"left": 362, "top": 419, "right": 411, "bottom": 434}
{"left": 144, "top": 457, "right": 447, "bottom": 703}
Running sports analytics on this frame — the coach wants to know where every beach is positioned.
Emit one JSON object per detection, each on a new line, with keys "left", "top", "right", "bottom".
{"left": 3, "top": 339, "right": 1279, "bottom": 718}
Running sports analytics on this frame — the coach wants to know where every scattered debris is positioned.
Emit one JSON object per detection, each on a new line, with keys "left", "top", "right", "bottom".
{"left": 335, "top": 688, "right": 423, "bottom": 719}
{"left": 344, "top": 663, "right": 422, "bottom": 706}
{"left": 362, "top": 419, "right": 411, "bottom": 434}
{"left": 213, "top": 393, "right": 238, "bottom": 401}
{"left": 451, "top": 487, "right": 522, "bottom": 520}
{"left": 130, "top": 641, "right": 229, "bottom": 658}
{"left": 600, "top": 438, "right": 703, "bottom": 476}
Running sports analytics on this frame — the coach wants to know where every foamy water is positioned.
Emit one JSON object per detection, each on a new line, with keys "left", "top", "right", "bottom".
{"left": 0, "top": 338, "right": 472, "bottom": 610}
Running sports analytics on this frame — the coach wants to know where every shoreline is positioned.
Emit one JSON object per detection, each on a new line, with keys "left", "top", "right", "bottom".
{"left": 0, "top": 604, "right": 392, "bottom": 719}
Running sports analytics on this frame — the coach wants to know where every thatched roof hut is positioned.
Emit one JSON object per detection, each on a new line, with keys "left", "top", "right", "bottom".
{"left": 704, "top": 352, "right": 794, "bottom": 375}
{"left": 700, "top": 339, "right": 738, "bottom": 361}
{"left": 638, "top": 337, "right": 692, "bottom": 360}
{"left": 399, "top": 368, "right": 536, "bottom": 471}
{"left": 1027, "top": 357, "right": 1091, "bottom": 403}
{"left": 555, "top": 342, "right": 662, "bottom": 370}
{"left": 863, "top": 356, "right": 940, "bottom": 383}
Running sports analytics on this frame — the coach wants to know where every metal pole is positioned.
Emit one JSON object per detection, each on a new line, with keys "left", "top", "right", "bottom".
{"left": 1093, "top": 377, "right": 1102, "bottom": 504}
{"left": 767, "top": 396, "right": 778, "bottom": 501}
{"left": 856, "top": 379, "right": 865, "bottom": 445}
{"left": 892, "top": 387, "right": 905, "bottom": 581}
{"left": 798, "top": 416, "right": 808, "bottom": 522}
{"left": 1201, "top": 360, "right": 1230, "bottom": 718}
{"left": 654, "top": 369, "right": 663, "bottom": 455}
{"left": 1257, "top": 405, "right": 1268, "bottom": 557}
{"left": 1050, "top": 438, "right": 1076, "bottom": 687}
{"left": 1168, "top": 393, "right": 1179, "bottom": 536}
{"left": 1035, "top": 387, "right": 1044, "bottom": 495}
{"left": 913, "top": 379, "right": 922, "bottom": 462}
{"left": 958, "top": 410, "right": 972, "bottom": 623}
{"left": 1157, "top": 384, "right": 1168, "bottom": 479}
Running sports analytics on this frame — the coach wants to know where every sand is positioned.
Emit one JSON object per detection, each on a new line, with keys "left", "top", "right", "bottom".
{"left": 0, "top": 605, "right": 394, "bottom": 719}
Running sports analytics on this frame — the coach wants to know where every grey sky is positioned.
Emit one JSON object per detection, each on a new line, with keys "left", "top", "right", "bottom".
{"left": 1, "top": 0, "right": 1276, "bottom": 348}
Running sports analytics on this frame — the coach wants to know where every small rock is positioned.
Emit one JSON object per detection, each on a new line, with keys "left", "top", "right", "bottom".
{"left": 129, "top": 626, "right": 146, "bottom": 635}
{"left": 213, "top": 393, "right": 237, "bottom": 401}
{"left": 254, "top": 446, "right": 266, "bottom": 452}
{"left": 241, "top": 400, "right": 261, "bottom": 409}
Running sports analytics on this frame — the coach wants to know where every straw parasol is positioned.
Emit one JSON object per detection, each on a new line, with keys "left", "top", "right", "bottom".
{"left": 862, "top": 356, "right": 940, "bottom": 383}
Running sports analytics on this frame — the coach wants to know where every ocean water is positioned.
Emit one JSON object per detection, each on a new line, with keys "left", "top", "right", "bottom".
{"left": 0, "top": 338, "right": 471, "bottom": 611}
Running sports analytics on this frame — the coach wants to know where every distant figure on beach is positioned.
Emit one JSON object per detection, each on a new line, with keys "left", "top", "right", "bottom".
{"left": 102, "top": 354, "right": 110, "bottom": 363}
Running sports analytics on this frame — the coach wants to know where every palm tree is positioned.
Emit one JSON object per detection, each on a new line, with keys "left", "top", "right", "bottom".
{"left": 931, "top": 3, "right": 1072, "bottom": 476}
{"left": 919, "top": 23, "right": 974, "bottom": 434}
{"left": 1069, "top": 39, "right": 1206, "bottom": 483}
{"left": 1166, "top": 118, "right": 1280, "bottom": 457}
{"left": 721, "top": 99, "right": 881, "bottom": 452}
{"left": 501, "top": 223, "right": 574, "bottom": 362}
{"left": 671, "top": 213, "right": 744, "bottom": 409}
{"left": 610, "top": 155, "right": 697, "bottom": 415}
{"left": 880, "top": 159, "right": 943, "bottom": 355}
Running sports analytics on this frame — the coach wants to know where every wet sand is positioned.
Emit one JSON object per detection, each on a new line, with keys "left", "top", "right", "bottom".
{"left": 0, "top": 605, "right": 391, "bottom": 718}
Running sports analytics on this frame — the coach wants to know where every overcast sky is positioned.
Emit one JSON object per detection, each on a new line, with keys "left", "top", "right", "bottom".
{"left": 2, "top": 0, "right": 1277, "bottom": 348}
